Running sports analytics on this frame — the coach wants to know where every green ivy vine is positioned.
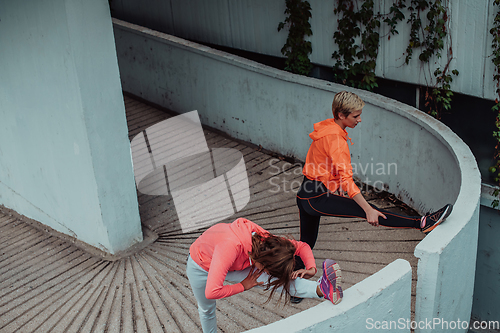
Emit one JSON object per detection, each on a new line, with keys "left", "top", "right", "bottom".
{"left": 331, "top": 0, "right": 458, "bottom": 119}
{"left": 332, "top": 0, "right": 381, "bottom": 90}
{"left": 489, "top": 0, "right": 500, "bottom": 209}
{"left": 275, "top": 0, "right": 458, "bottom": 116}
{"left": 278, "top": 0, "right": 313, "bottom": 75}
{"left": 405, "top": 0, "right": 459, "bottom": 119}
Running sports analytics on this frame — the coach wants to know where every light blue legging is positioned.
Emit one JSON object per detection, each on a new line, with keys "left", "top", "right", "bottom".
{"left": 186, "top": 255, "right": 321, "bottom": 333}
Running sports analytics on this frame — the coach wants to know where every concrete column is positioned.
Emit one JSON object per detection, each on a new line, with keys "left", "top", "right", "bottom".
{"left": 0, "top": 0, "right": 142, "bottom": 254}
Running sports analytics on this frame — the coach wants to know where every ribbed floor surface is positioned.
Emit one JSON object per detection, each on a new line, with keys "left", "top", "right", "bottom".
{"left": 0, "top": 95, "right": 424, "bottom": 333}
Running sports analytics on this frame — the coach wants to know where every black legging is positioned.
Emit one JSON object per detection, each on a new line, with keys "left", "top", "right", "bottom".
{"left": 294, "top": 177, "right": 421, "bottom": 270}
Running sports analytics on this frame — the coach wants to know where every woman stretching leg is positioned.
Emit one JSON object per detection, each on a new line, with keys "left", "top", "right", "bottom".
{"left": 186, "top": 218, "right": 343, "bottom": 333}
{"left": 292, "top": 91, "right": 452, "bottom": 302}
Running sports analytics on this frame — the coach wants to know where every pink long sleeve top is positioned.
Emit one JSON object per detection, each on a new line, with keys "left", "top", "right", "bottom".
{"left": 189, "top": 218, "right": 317, "bottom": 300}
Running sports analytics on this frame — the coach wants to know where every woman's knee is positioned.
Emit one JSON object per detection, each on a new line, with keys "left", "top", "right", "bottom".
{"left": 198, "top": 300, "right": 216, "bottom": 320}
{"left": 199, "top": 305, "right": 216, "bottom": 317}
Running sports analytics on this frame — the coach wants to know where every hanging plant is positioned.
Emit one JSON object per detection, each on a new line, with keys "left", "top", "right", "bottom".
{"left": 278, "top": 0, "right": 313, "bottom": 75}
{"left": 330, "top": 0, "right": 458, "bottom": 118}
{"left": 331, "top": 0, "right": 383, "bottom": 91}
{"left": 405, "top": 0, "right": 458, "bottom": 119}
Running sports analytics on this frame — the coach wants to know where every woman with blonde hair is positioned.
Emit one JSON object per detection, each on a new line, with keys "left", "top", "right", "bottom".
{"left": 291, "top": 91, "right": 452, "bottom": 303}
{"left": 186, "top": 218, "right": 342, "bottom": 333}
{"left": 297, "top": 91, "right": 452, "bottom": 247}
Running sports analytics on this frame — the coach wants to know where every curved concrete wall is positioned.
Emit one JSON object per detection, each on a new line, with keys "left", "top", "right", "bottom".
{"left": 112, "top": 19, "right": 481, "bottom": 332}
{"left": 247, "top": 259, "right": 412, "bottom": 333}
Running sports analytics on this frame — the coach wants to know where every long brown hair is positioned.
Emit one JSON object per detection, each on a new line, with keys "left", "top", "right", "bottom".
{"left": 250, "top": 232, "right": 296, "bottom": 304}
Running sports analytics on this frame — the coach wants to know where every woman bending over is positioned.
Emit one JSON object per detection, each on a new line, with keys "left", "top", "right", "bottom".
{"left": 186, "top": 218, "right": 342, "bottom": 333}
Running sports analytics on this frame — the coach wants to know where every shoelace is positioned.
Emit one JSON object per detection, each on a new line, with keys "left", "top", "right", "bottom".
{"left": 428, "top": 210, "right": 442, "bottom": 222}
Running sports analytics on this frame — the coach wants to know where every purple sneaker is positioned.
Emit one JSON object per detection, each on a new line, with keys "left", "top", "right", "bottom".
{"left": 319, "top": 259, "right": 343, "bottom": 305}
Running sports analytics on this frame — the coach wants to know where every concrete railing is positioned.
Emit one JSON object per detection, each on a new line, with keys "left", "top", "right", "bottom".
{"left": 112, "top": 19, "right": 481, "bottom": 332}
{"left": 247, "top": 259, "right": 412, "bottom": 333}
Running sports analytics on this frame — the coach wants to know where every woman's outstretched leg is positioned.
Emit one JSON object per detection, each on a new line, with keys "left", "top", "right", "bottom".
{"left": 297, "top": 177, "right": 452, "bottom": 233}
{"left": 225, "top": 261, "right": 343, "bottom": 304}
{"left": 298, "top": 192, "right": 421, "bottom": 229}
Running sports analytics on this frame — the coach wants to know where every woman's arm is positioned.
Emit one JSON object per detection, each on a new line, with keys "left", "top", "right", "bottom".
{"left": 205, "top": 245, "right": 245, "bottom": 299}
{"left": 292, "top": 240, "right": 318, "bottom": 279}
{"left": 328, "top": 140, "right": 361, "bottom": 199}
{"left": 353, "top": 193, "right": 387, "bottom": 226}
{"left": 328, "top": 138, "right": 386, "bottom": 225}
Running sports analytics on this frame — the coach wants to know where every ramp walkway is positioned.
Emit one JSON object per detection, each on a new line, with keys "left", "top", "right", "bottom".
{"left": 0, "top": 95, "right": 424, "bottom": 333}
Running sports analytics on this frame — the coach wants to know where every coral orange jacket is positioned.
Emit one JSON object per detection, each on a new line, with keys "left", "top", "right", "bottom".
{"left": 189, "top": 218, "right": 317, "bottom": 299}
{"left": 302, "top": 118, "right": 361, "bottom": 198}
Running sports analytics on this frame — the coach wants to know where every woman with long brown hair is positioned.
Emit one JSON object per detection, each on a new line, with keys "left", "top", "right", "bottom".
{"left": 186, "top": 218, "right": 342, "bottom": 333}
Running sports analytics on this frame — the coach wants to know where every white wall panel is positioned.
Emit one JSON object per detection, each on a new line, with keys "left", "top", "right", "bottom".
{"left": 308, "top": 0, "right": 337, "bottom": 67}
{"left": 111, "top": 0, "right": 499, "bottom": 101}
{"left": 228, "top": 1, "right": 287, "bottom": 57}
{"left": 376, "top": 0, "right": 429, "bottom": 85}
{"left": 449, "top": 1, "right": 490, "bottom": 99}
{"left": 484, "top": 0, "right": 499, "bottom": 101}
{"left": 170, "top": 0, "right": 230, "bottom": 45}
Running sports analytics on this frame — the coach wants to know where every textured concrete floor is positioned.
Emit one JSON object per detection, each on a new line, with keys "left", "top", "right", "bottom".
{"left": 0, "top": 95, "right": 425, "bottom": 333}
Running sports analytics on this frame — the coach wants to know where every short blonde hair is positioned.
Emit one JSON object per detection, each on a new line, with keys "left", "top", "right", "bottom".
{"left": 332, "top": 91, "right": 365, "bottom": 119}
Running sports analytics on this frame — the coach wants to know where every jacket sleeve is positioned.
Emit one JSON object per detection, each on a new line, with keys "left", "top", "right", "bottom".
{"left": 328, "top": 136, "right": 360, "bottom": 198}
{"left": 205, "top": 243, "right": 245, "bottom": 299}
{"left": 291, "top": 240, "right": 317, "bottom": 271}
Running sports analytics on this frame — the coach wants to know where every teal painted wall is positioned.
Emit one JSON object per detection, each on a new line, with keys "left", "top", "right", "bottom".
{"left": 472, "top": 202, "right": 500, "bottom": 323}
{"left": 0, "top": 0, "right": 142, "bottom": 253}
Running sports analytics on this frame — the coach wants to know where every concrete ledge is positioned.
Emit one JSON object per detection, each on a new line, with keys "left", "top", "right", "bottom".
{"left": 246, "top": 259, "right": 412, "bottom": 333}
